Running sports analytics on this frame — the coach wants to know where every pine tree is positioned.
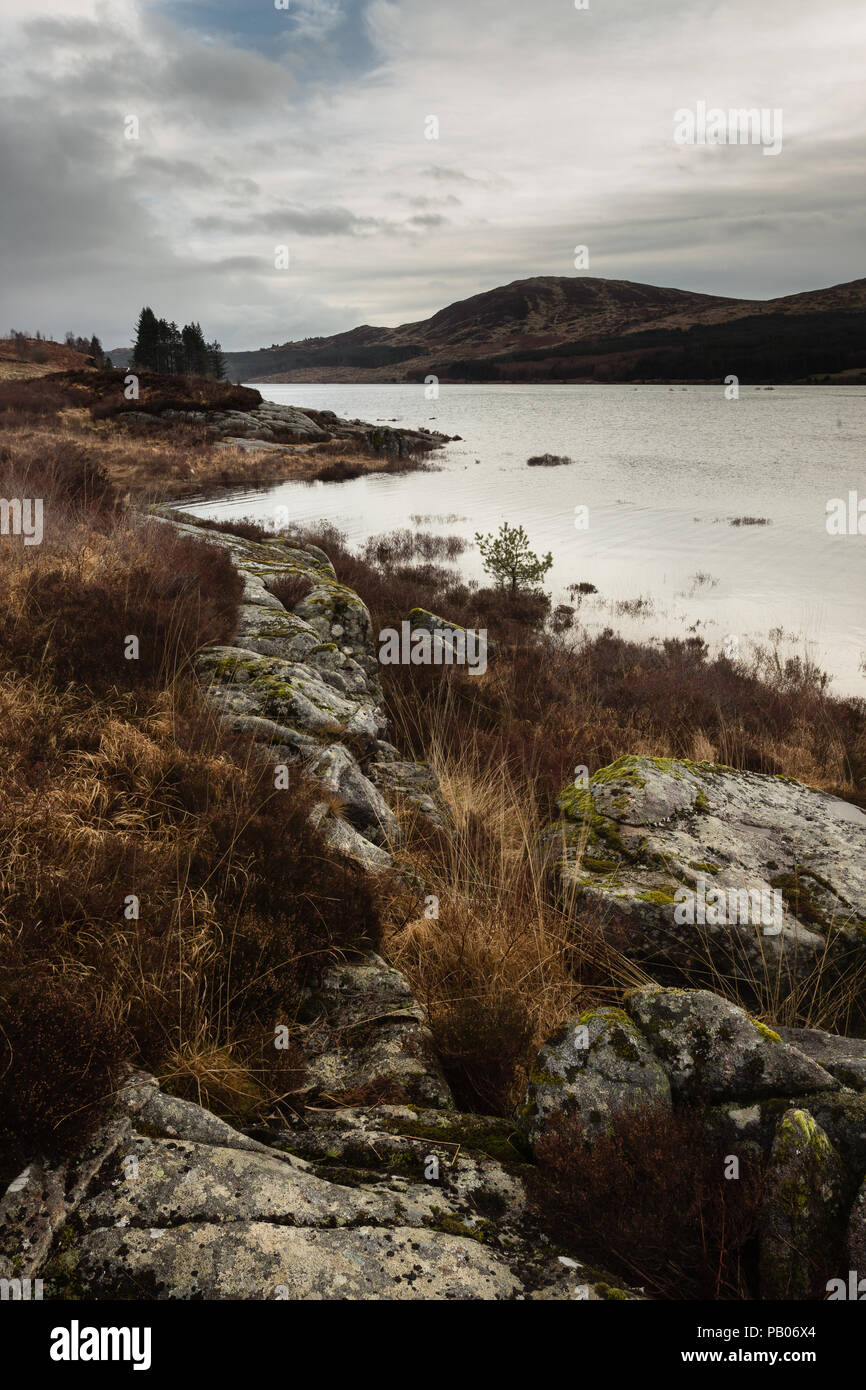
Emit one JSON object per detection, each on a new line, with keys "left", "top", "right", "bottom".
{"left": 131, "top": 307, "right": 225, "bottom": 378}
{"left": 182, "top": 321, "right": 209, "bottom": 377}
{"left": 475, "top": 522, "right": 553, "bottom": 595}
{"left": 132, "top": 307, "right": 160, "bottom": 370}
{"left": 207, "top": 339, "right": 226, "bottom": 380}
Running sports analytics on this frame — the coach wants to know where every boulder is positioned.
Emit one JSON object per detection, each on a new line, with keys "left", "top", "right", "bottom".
{"left": 367, "top": 750, "right": 453, "bottom": 830}
{"left": 522, "top": 1006, "right": 671, "bottom": 1144}
{"left": 196, "top": 647, "right": 384, "bottom": 755}
{"left": 297, "top": 952, "right": 453, "bottom": 1110}
{"left": 306, "top": 743, "right": 401, "bottom": 847}
{"left": 776, "top": 1025, "right": 866, "bottom": 1091}
{"left": 759, "top": 1108, "right": 846, "bottom": 1299}
{"left": 546, "top": 755, "right": 866, "bottom": 991}
{"left": 295, "top": 583, "right": 379, "bottom": 683}
{"left": 625, "top": 987, "right": 838, "bottom": 1102}
{"left": 308, "top": 802, "right": 394, "bottom": 872}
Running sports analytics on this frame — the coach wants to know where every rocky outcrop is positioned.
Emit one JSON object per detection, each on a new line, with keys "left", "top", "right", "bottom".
{"left": 10, "top": 519, "right": 863, "bottom": 1303}
{"left": 522, "top": 1007, "right": 671, "bottom": 1143}
{"left": 625, "top": 988, "right": 838, "bottom": 1102}
{"left": 545, "top": 755, "right": 866, "bottom": 992}
{"left": 776, "top": 1025, "right": 866, "bottom": 1091}
{"left": 132, "top": 400, "right": 448, "bottom": 458}
{"left": 525, "top": 984, "right": 866, "bottom": 1299}
{"left": 7, "top": 1071, "right": 637, "bottom": 1301}
{"left": 758, "top": 1108, "right": 846, "bottom": 1300}
{"left": 295, "top": 953, "right": 453, "bottom": 1109}
{"left": 152, "top": 513, "right": 449, "bottom": 872}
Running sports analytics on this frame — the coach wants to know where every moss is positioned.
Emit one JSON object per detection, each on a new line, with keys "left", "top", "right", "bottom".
{"left": 589, "top": 756, "right": 649, "bottom": 788}
{"left": 408, "top": 606, "right": 468, "bottom": 634}
{"left": 636, "top": 886, "right": 678, "bottom": 905}
{"left": 769, "top": 867, "right": 866, "bottom": 937}
{"left": 383, "top": 1114, "right": 532, "bottom": 1165}
{"left": 427, "top": 1212, "right": 492, "bottom": 1243}
{"left": 595, "top": 1282, "right": 632, "bottom": 1300}
{"left": 580, "top": 855, "right": 619, "bottom": 874}
{"left": 528, "top": 1065, "right": 565, "bottom": 1088}
{"left": 749, "top": 1018, "right": 782, "bottom": 1044}
{"left": 689, "top": 860, "right": 719, "bottom": 874}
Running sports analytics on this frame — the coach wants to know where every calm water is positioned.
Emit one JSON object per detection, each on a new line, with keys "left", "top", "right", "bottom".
{"left": 181, "top": 384, "right": 866, "bottom": 697}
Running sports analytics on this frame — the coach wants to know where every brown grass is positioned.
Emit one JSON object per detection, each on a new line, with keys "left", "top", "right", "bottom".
{"left": 3, "top": 398, "right": 865, "bottom": 1196}
{"left": 0, "top": 443, "right": 381, "bottom": 1182}
{"left": 529, "top": 1107, "right": 767, "bottom": 1299}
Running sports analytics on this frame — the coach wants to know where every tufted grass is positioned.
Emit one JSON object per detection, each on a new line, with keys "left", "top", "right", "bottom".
{"left": 0, "top": 436, "right": 381, "bottom": 1183}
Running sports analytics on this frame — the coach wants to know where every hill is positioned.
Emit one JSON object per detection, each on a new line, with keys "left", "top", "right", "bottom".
{"left": 106, "top": 275, "right": 866, "bottom": 385}
{"left": 0, "top": 336, "right": 94, "bottom": 381}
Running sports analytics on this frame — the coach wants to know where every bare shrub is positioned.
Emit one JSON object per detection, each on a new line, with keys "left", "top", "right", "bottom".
{"left": 529, "top": 1107, "right": 766, "bottom": 1299}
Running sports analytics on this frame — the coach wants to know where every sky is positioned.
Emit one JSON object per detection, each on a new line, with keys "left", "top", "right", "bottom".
{"left": 0, "top": 0, "right": 864, "bottom": 351}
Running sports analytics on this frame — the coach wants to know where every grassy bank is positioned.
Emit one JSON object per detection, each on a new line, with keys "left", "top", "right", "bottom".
{"left": 186, "top": 514, "right": 866, "bottom": 1112}
{"left": 0, "top": 363, "right": 434, "bottom": 502}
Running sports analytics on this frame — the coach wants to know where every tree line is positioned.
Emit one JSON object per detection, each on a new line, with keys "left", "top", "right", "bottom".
{"left": 131, "top": 307, "right": 226, "bottom": 379}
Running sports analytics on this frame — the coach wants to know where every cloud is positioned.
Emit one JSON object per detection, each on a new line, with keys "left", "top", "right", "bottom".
{"left": 0, "top": 0, "right": 863, "bottom": 348}
{"left": 192, "top": 207, "right": 391, "bottom": 236}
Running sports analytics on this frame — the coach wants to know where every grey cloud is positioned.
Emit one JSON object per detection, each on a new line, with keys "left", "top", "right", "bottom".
{"left": 2, "top": 0, "right": 863, "bottom": 349}
{"left": 191, "top": 207, "right": 390, "bottom": 237}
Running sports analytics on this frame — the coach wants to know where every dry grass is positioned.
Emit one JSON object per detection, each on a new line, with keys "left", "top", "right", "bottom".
{"left": 0, "top": 438, "right": 381, "bottom": 1181}
{"left": 383, "top": 715, "right": 649, "bottom": 1112}
{"left": 288, "top": 527, "right": 866, "bottom": 1084}
{"left": 529, "top": 1106, "right": 767, "bottom": 1300}
{"left": 3, "top": 401, "right": 865, "bottom": 1183}
{"left": 0, "top": 397, "right": 431, "bottom": 502}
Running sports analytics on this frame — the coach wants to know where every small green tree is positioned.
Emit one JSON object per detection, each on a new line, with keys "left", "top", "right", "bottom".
{"left": 475, "top": 522, "right": 553, "bottom": 595}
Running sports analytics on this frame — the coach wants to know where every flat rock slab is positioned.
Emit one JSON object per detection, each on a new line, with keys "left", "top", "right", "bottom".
{"left": 66, "top": 1222, "right": 521, "bottom": 1300}
{"left": 549, "top": 755, "right": 866, "bottom": 989}
{"left": 214, "top": 437, "right": 296, "bottom": 453}
{"left": 77, "top": 1135, "right": 445, "bottom": 1232}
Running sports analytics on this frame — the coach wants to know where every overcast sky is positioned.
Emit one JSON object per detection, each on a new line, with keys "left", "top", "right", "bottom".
{"left": 1, "top": 0, "right": 864, "bottom": 350}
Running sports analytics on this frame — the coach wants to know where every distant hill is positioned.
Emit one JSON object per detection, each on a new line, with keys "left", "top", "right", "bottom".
{"left": 0, "top": 336, "right": 94, "bottom": 381}
{"left": 110, "top": 275, "right": 866, "bottom": 384}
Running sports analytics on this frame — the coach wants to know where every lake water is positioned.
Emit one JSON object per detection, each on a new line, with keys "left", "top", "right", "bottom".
{"left": 181, "top": 383, "right": 866, "bottom": 697}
